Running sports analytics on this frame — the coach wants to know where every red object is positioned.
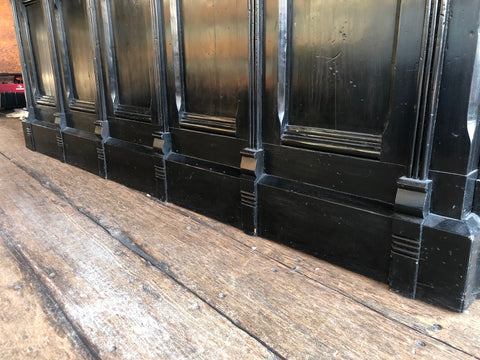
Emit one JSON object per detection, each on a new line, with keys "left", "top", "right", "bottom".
{"left": 0, "top": 83, "right": 24, "bottom": 93}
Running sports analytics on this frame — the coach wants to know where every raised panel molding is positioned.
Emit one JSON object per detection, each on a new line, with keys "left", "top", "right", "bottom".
{"left": 180, "top": 112, "right": 236, "bottom": 136}
{"left": 36, "top": 94, "right": 56, "bottom": 106}
{"left": 114, "top": 104, "right": 152, "bottom": 122}
{"left": 70, "top": 98, "right": 96, "bottom": 113}
{"left": 276, "top": 0, "right": 397, "bottom": 159}
{"left": 23, "top": 0, "right": 57, "bottom": 104}
{"left": 102, "top": 0, "right": 155, "bottom": 123}
{"left": 170, "top": 0, "right": 242, "bottom": 136}
{"left": 281, "top": 125, "right": 382, "bottom": 159}
{"left": 56, "top": 0, "right": 98, "bottom": 109}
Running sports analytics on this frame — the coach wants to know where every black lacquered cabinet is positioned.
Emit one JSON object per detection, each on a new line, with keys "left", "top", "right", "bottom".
{"left": 12, "top": 0, "right": 480, "bottom": 312}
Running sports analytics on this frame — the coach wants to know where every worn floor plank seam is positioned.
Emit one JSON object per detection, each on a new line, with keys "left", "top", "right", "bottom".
{"left": 142, "top": 170, "right": 480, "bottom": 359}
{"left": 144, "top": 193, "right": 480, "bottom": 359}
{"left": 283, "top": 264, "right": 480, "bottom": 360}
{"left": 0, "top": 222, "right": 99, "bottom": 360}
{"left": 2, "top": 118, "right": 480, "bottom": 359}
{"left": 181, "top": 211, "right": 480, "bottom": 359}
{"left": 0, "top": 149, "right": 288, "bottom": 360}
{"left": 1, "top": 145, "right": 476, "bottom": 359}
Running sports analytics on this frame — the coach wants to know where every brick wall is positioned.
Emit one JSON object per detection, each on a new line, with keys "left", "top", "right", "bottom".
{"left": 0, "top": 0, "right": 21, "bottom": 74}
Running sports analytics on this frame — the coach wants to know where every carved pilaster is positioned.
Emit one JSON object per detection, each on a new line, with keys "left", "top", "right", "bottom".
{"left": 94, "top": 120, "right": 110, "bottom": 139}
{"left": 53, "top": 113, "right": 66, "bottom": 129}
{"left": 413, "top": 0, "right": 480, "bottom": 311}
{"left": 240, "top": 148, "right": 264, "bottom": 235}
{"left": 94, "top": 120, "right": 109, "bottom": 178}
{"left": 389, "top": 178, "right": 432, "bottom": 297}
{"left": 152, "top": 131, "right": 171, "bottom": 201}
{"left": 53, "top": 113, "right": 66, "bottom": 162}
{"left": 21, "top": 119, "right": 35, "bottom": 151}
{"left": 389, "top": 0, "right": 449, "bottom": 298}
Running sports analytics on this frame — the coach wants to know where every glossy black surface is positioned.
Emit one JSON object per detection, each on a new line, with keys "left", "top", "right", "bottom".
{"left": 166, "top": 153, "right": 245, "bottom": 229}
{"left": 30, "top": 121, "right": 63, "bottom": 161}
{"left": 181, "top": 0, "right": 249, "bottom": 121}
{"left": 289, "top": 0, "right": 396, "bottom": 134}
{"left": 62, "top": 128, "right": 103, "bottom": 176}
{"left": 258, "top": 175, "right": 393, "bottom": 282}
{"left": 12, "top": 0, "right": 480, "bottom": 312}
{"left": 430, "top": 0, "right": 480, "bottom": 176}
{"left": 11, "top": 0, "right": 63, "bottom": 162}
{"left": 55, "top": 0, "right": 105, "bottom": 176}
{"left": 62, "top": 0, "right": 96, "bottom": 104}
{"left": 418, "top": 214, "right": 480, "bottom": 312}
{"left": 110, "top": 0, "right": 153, "bottom": 110}
{"left": 105, "top": 139, "right": 157, "bottom": 195}
{"left": 21, "top": 120, "right": 35, "bottom": 150}
{"left": 100, "top": 0, "right": 167, "bottom": 196}
{"left": 26, "top": 1, "right": 56, "bottom": 100}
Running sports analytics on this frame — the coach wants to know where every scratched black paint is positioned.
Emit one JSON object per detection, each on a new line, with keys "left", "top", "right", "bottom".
{"left": 11, "top": 0, "right": 480, "bottom": 312}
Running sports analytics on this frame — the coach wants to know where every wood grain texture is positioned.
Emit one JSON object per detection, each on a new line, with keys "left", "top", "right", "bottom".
{"left": 0, "top": 235, "right": 92, "bottom": 360}
{"left": 0, "top": 115, "right": 479, "bottom": 359}
{"left": 0, "top": 155, "right": 276, "bottom": 358}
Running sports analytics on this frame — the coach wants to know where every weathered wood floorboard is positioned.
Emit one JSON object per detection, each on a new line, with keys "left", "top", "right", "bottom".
{"left": 0, "top": 116, "right": 479, "bottom": 359}
{"left": 0, "top": 232, "right": 92, "bottom": 360}
{"left": 217, "top": 225, "right": 480, "bottom": 355}
{"left": 0, "top": 134, "right": 277, "bottom": 358}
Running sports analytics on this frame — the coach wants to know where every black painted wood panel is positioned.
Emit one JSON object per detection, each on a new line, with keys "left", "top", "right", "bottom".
{"left": 12, "top": 0, "right": 480, "bottom": 312}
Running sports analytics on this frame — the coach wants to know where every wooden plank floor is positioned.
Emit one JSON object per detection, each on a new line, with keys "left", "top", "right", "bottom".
{"left": 0, "top": 112, "right": 479, "bottom": 359}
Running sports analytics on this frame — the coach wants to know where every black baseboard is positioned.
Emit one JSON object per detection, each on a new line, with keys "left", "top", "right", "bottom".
{"left": 257, "top": 175, "right": 394, "bottom": 282}
{"left": 165, "top": 153, "right": 249, "bottom": 229}
{"left": 30, "top": 121, "right": 64, "bottom": 161}
{"left": 105, "top": 138, "right": 160, "bottom": 197}
{"left": 415, "top": 214, "right": 480, "bottom": 312}
{"left": 62, "top": 128, "right": 104, "bottom": 177}
{"left": 21, "top": 120, "right": 35, "bottom": 151}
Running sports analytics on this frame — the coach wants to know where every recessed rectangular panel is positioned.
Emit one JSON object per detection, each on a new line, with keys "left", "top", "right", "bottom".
{"left": 26, "top": 1, "right": 56, "bottom": 98}
{"left": 111, "top": 0, "right": 153, "bottom": 109}
{"left": 62, "top": 0, "right": 96, "bottom": 103}
{"left": 182, "top": 0, "right": 249, "bottom": 119}
{"left": 290, "top": 0, "right": 397, "bottom": 134}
